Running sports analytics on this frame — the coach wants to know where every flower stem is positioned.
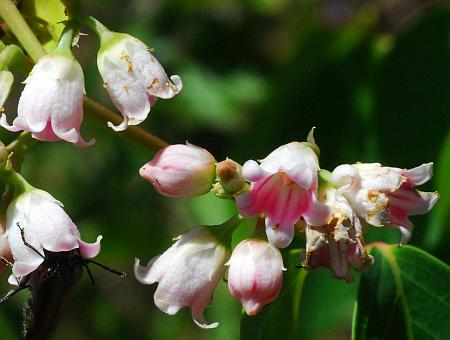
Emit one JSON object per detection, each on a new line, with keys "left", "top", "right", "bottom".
{"left": 52, "top": 25, "right": 76, "bottom": 57}
{"left": 0, "top": 44, "right": 31, "bottom": 73}
{"left": 0, "top": 0, "right": 46, "bottom": 62}
{"left": 6, "top": 171, "right": 34, "bottom": 194}
{"left": 80, "top": 15, "right": 111, "bottom": 38}
{"left": 6, "top": 131, "right": 38, "bottom": 171}
{"left": 0, "top": 0, "right": 169, "bottom": 152}
{"left": 210, "top": 214, "right": 243, "bottom": 246}
{"left": 83, "top": 98, "right": 168, "bottom": 151}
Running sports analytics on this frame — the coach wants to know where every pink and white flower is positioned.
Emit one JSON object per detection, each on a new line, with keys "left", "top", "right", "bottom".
{"left": 236, "top": 142, "right": 330, "bottom": 248}
{"left": 0, "top": 55, "right": 93, "bottom": 146}
{"left": 331, "top": 162, "right": 438, "bottom": 244}
{"left": 134, "top": 226, "right": 230, "bottom": 329}
{"left": 301, "top": 184, "right": 373, "bottom": 282}
{"left": 226, "top": 239, "right": 285, "bottom": 315}
{"left": 97, "top": 33, "right": 182, "bottom": 131}
{"left": 140, "top": 143, "right": 216, "bottom": 197}
{"left": 5, "top": 189, "right": 102, "bottom": 278}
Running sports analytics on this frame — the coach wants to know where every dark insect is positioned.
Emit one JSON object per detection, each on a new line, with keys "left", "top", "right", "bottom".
{"left": 0, "top": 223, "right": 126, "bottom": 340}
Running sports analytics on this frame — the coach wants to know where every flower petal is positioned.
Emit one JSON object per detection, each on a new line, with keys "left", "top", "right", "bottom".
{"left": 402, "top": 163, "right": 433, "bottom": 186}
{"left": 265, "top": 221, "right": 294, "bottom": 248}
{"left": 78, "top": 235, "right": 103, "bottom": 259}
{"left": 101, "top": 57, "right": 151, "bottom": 131}
{"left": 303, "top": 193, "right": 331, "bottom": 226}
{"left": 242, "top": 160, "right": 267, "bottom": 182}
{"left": 285, "top": 164, "right": 314, "bottom": 189}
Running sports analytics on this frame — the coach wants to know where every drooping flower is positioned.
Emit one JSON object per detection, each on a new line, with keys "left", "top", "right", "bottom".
{"left": 0, "top": 70, "right": 13, "bottom": 111}
{"left": 0, "top": 55, "right": 93, "bottom": 146}
{"left": 96, "top": 30, "right": 182, "bottom": 131}
{"left": 5, "top": 189, "right": 102, "bottom": 278}
{"left": 331, "top": 162, "right": 438, "bottom": 244}
{"left": 301, "top": 182, "right": 373, "bottom": 282}
{"left": 236, "top": 141, "right": 330, "bottom": 248}
{"left": 134, "top": 226, "right": 230, "bottom": 329}
{"left": 140, "top": 143, "right": 216, "bottom": 197}
{"left": 226, "top": 239, "right": 285, "bottom": 315}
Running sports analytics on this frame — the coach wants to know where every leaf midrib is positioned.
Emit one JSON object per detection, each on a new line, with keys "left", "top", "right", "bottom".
{"left": 376, "top": 244, "right": 414, "bottom": 340}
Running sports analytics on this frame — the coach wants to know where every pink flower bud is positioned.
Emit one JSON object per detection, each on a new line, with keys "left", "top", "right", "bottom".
{"left": 214, "top": 158, "right": 247, "bottom": 196}
{"left": 6, "top": 189, "right": 102, "bottom": 278}
{"left": 140, "top": 143, "right": 216, "bottom": 197}
{"left": 235, "top": 141, "right": 330, "bottom": 248}
{"left": 0, "top": 55, "right": 94, "bottom": 147}
{"left": 226, "top": 239, "right": 285, "bottom": 315}
{"left": 134, "top": 226, "right": 230, "bottom": 329}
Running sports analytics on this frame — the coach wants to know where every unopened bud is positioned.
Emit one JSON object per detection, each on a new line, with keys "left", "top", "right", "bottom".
{"left": 213, "top": 159, "right": 248, "bottom": 198}
{"left": 226, "top": 239, "right": 285, "bottom": 315}
{"left": 140, "top": 143, "right": 216, "bottom": 197}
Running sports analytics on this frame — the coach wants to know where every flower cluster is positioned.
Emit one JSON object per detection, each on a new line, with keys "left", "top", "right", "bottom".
{"left": 136, "top": 132, "right": 438, "bottom": 326}
{"left": 0, "top": 6, "right": 439, "bottom": 334}
{"left": 0, "top": 18, "right": 182, "bottom": 145}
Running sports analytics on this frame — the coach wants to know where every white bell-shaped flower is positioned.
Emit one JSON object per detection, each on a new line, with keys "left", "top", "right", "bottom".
{"left": 0, "top": 55, "right": 93, "bottom": 146}
{"left": 134, "top": 226, "right": 229, "bottom": 329}
{"left": 6, "top": 189, "right": 102, "bottom": 278}
{"left": 97, "top": 32, "right": 182, "bottom": 131}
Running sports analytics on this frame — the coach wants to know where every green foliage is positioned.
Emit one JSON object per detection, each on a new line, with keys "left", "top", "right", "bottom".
{"left": 21, "top": 0, "right": 67, "bottom": 51}
{"left": 425, "top": 129, "right": 450, "bottom": 257}
{"left": 353, "top": 244, "right": 450, "bottom": 340}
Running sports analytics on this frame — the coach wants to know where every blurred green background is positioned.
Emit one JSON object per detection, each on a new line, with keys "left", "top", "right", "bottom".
{"left": 1, "top": 0, "right": 450, "bottom": 339}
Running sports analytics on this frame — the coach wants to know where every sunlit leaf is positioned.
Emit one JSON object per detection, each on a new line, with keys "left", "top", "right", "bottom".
{"left": 352, "top": 244, "right": 450, "bottom": 340}
{"left": 21, "top": 0, "right": 67, "bottom": 51}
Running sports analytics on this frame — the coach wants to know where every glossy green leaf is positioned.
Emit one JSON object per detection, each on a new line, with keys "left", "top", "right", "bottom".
{"left": 240, "top": 249, "right": 307, "bottom": 340}
{"left": 352, "top": 244, "right": 450, "bottom": 340}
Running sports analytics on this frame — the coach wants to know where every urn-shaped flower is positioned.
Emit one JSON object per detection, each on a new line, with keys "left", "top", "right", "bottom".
{"left": 97, "top": 32, "right": 182, "bottom": 131}
{"left": 6, "top": 189, "right": 102, "bottom": 278}
{"left": 134, "top": 226, "right": 230, "bottom": 328}
{"left": 236, "top": 141, "right": 330, "bottom": 248}
{"left": 0, "top": 55, "right": 93, "bottom": 146}
{"left": 226, "top": 239, "right": 285, "bottom": 315}
{"left": 140, "top": 143, "right": 216, "bottom": 197}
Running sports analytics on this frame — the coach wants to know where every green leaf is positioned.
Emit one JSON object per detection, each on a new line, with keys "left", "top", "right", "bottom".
{"left": 424, "top": 127, "right": 450, "bottom": 255}
{"left": 352, "top": 244, "right": 450, "bottom": 340}
{"left": 21, "top": 0, "right": 68, "bottom": 52}
{"left": 240, "top": 249, "right": 307, "bottom": 340}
